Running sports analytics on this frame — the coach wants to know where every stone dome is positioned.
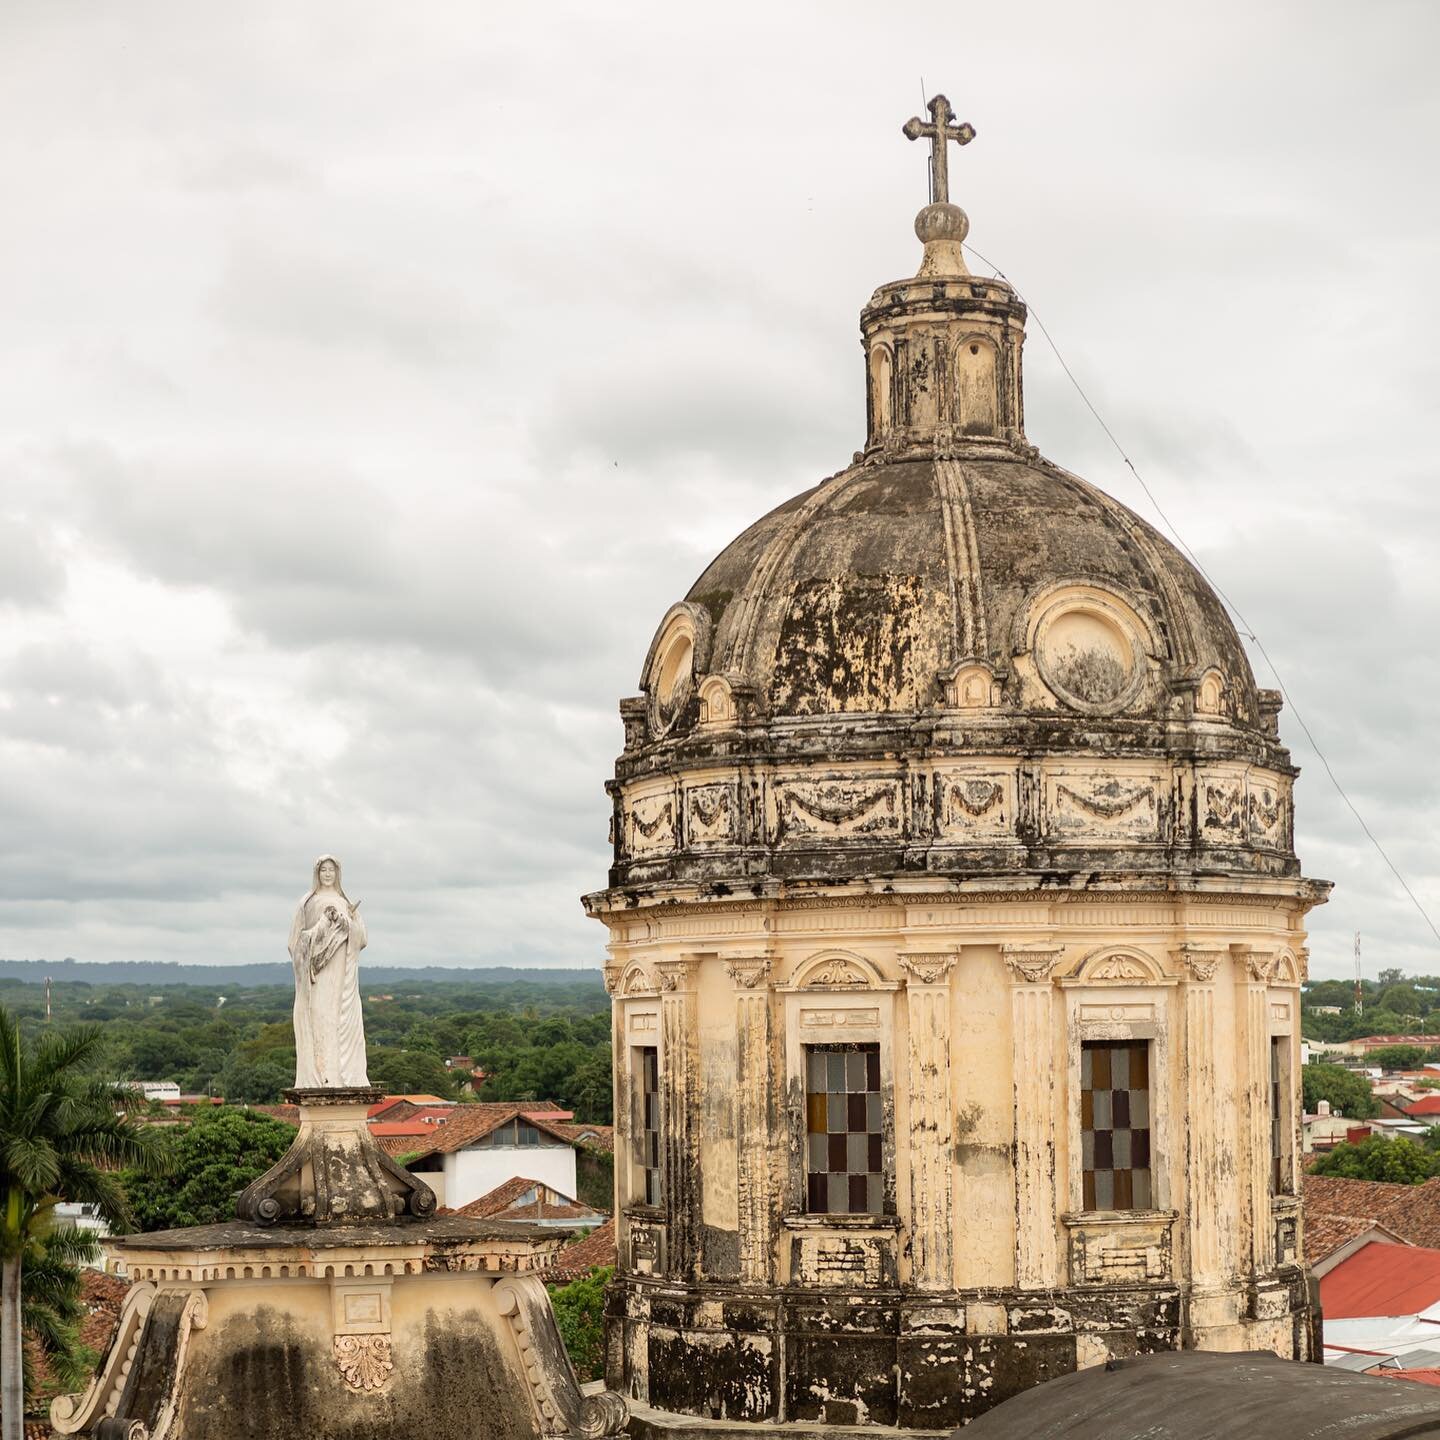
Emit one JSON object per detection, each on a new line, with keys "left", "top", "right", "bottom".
{"left": 682, "top": 451, "right": 1259, "bottom": 726}
{"left": 600, "top": 174, "right": 1299, "bottom": 898}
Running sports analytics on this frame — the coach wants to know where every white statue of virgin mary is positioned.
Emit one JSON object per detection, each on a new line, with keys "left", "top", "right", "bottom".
{"left": 289, "top": 854, "right": 369, "bottom": 1089}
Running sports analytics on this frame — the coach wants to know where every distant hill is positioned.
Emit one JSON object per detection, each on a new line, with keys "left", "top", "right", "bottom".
{"left": 0, "top": 958, "right": 604, "bottom": 988}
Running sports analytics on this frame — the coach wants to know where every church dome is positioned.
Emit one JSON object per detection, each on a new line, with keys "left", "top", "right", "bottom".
{"left": 600, "top": 108, "right": 1298, "bottom": 898}
{"left": 683, "top": 451, "right": 1259, "bottom": 726}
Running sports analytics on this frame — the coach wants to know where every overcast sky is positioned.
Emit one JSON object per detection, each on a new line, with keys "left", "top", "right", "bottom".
{"left": 0, "top": 2, "right": 1435, "bottom": 981}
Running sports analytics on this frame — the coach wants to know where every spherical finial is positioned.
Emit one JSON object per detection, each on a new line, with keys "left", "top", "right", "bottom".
{"left": 915, "top": 202, "right": 969, "bottom": 246}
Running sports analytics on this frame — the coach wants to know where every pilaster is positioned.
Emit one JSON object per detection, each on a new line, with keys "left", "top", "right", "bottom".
{"left": 725, "top": 954, "right": 774, "bottom": 1286}
{"left": 899, "top": 951, "right": 957, "bottom": 1291}
{"left": 1174, "top": 945, "right": 1229, "bottom": 1288}
{"left": 656, "top": 956, "right": 700, "bottom": 1278}
{"left": 1235, "top": 946, "right": 1276, "bottom": 1275}
{"left": 1003, "top": 943, "right": 1065, "bottom": 1289}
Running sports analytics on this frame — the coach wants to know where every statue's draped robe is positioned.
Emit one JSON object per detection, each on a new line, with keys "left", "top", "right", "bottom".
{"left": 289, "top": 879, "right": 369, "bottom": 1088}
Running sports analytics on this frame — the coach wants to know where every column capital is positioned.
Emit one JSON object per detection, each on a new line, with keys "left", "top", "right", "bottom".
{"left": 1234, "top": 946, "right": 1280, "bottom": 984}
{"left": 898, "top": 951, "right": 957, "bottom": 986}
{"left": 603, "top": 963, "right": 624, "bottom": 996}
{"left": 1172, "top": 944, "right": 1226, "bottom": 984}
{"left": 723, "top": 954, "right": 772, "bottom": 990}
{"left": 656, "top": 957, "right": 699, "bottom": 993}
{"left": 1002, "top": 943, "right": 1066, "bottom": 984}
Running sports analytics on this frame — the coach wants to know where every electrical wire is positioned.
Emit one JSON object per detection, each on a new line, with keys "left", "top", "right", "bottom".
{"left": 962, "top": 241, "right": 1440, "bottom": 951}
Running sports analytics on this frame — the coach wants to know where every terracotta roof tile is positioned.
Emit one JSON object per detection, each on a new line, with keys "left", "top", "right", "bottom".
{"left": 453, "top": 1177, "right": 605, "bottom": 1223}
{"left": 555, "top": 1123, "right": 615, "bottom": 1154}
{"left": 407, "top": 1104, "right": 578, "bottom": 1160}
{"left": 27, "top": 1270, "right": 129, "bottom": 1416}
{"left": 1305, "top": 1212, "right": 1389, "bottom": 1265}
{"left": 1306, "top": 1174, "right": 1440, "bottom": 1251}
{"left": 546, "top": 1218, "right": 617, "bottom": 1284}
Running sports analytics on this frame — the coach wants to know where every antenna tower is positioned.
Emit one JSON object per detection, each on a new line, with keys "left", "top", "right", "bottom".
{"left": 1354, "top": 932, "right": 1363, "bottom": 1015}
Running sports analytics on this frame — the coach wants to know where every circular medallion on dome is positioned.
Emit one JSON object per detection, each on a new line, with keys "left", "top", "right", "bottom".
{"left": 1031, "top": 590, "right": 1147, "bottom": 715}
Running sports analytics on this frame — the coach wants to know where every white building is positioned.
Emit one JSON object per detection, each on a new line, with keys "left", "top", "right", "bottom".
{"left": 405, "top": 1107, "right": 577, "bottom": 1211}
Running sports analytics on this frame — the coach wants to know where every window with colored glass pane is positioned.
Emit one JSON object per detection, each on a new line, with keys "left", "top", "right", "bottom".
{"left": 1081, "top": 1040, "right": 1152, "bottom": 1211}
{"left": 803, "top": 1044, "right": 884, "bottom": 1215}
{"left": 637, "top": 1047, "right": 661, "bottom": 1206}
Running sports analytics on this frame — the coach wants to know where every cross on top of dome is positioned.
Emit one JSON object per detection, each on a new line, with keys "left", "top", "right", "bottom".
{"left": 902, "top": 94, "right": 976, "bottom": 206}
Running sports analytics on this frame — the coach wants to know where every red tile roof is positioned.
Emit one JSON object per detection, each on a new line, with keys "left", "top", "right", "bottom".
{"left": 453, "top": 1177, "right": 605, "bottom": 1223}
{"left": 406, "top": 1104, "right": 579, "bottom": 1160}
{"left": 248, "top": 1103, "right": 301, "bottom": 1125}
{"left": 1306, "top": 1213, "right": 1391, "bottom": 1266}
{"left": 27, "top": 1270, "right": 129, "bottom": 1416}
{"left": 1322, "top": 1243, "right": 1440, "bottom": 1318}
{"left": 555, "top": 1123, "right": 615, "bottom": 1154}
{"left": 547, "top": 1218, "right": 617, "bottom": 1284}
{"left": 1306, "top": 1175, "right": 1440, "bottom": 1251}
{"left": 367, "top": 1095, "right": 453, "bottom": 1118}
{"left": 1406, "top": 1096, "right": 1440, "bottom": 1117}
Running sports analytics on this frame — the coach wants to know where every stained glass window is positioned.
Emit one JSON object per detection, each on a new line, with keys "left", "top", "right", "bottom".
{"left": 804, "top": 1044, "right": 884, "bottom": 1214}
{"left": 638, "top": 1047, "right": 661, "bottom": 1206}
{"left": 1081, "top": 1040, "right": 1152, "bottom": 1211}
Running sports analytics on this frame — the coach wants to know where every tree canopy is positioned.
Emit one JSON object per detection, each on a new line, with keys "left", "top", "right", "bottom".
{"left": 1364, "top": 1045, "right": 1440, "bottom": 1071}
{"left": 120, "top": 1108, "right": 297, "bottom": 1232}
{"left": 1310, "top": 1134, "right": 1440, "bottom": 1184}
{"left": 1302, "top": 1064, "right": 1378, "bottom": 1119}
{"left": 0, "top": 973, "right": 612, "bottom": 1120}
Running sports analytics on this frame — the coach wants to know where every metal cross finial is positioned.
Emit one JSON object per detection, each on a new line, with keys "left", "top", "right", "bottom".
{"left": 902, "top": 94, "right": 975, "bottom": 206}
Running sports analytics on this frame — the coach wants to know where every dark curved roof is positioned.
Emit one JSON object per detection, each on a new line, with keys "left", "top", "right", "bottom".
{"left": 687, "top": 452, "right": 1258, "bottom": 725}
{"left": 957, "top": 1350, "right": 1440, "bottom": 1439}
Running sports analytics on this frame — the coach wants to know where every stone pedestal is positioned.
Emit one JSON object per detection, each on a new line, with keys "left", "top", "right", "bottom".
{"left": 55, "top": 1218, "right": 628, "bottom": 1440}
{"left": 236, "top": 1087, "right": 436, "bottom": 1225}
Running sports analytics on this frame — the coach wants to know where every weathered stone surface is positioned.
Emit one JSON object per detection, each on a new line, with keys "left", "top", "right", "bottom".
{"left": 956, "top": 1348, "right": 1440, "bottom": 1438}
{"left": 588, "top": 97, "right": 1325, "bottom": 1432}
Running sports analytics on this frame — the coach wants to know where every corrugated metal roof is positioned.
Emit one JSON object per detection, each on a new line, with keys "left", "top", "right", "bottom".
{"left": 1322, "top": 1242, "right": 1440, "bottom": 1318}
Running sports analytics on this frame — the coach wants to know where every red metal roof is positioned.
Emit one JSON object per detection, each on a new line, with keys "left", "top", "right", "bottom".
{"left": 1390, "top": 1368, "right": 1440, "bottom": 1387}
{"left": 1407, "top": 1095, "right": 1440, "bottom": 1116}
{"left": 1321, "top": 1241, "right": 1440, "bottom": 1318}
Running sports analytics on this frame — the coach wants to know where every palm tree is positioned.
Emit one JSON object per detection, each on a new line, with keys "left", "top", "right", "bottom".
{"left": 19, "top": 1217, "right": 102, "bottom": 1399}
{"left": 0, "top": 1008, "right": 169, "bottom": 1440}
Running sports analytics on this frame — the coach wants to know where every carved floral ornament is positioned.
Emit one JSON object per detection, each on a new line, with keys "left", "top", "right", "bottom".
{"left": 898, "top": 952, "right": 957, "bottom": 985}
{"left": 655, "top": 958, "right": 697, "bottom": 992}
{"left": 334, "top": 1334, "right": 394, "bottom": 1393}
{"left": 724, "top": 955, "right": 772, "bottom": 989}
{"left": 1172, "top": 945, "right": 1226, "bottom": 983}
{"left": 1074, "top": 947, "right": 1165, "bottom": 984}
{"left": 1001, "top": 944, "right": 1065, "bottom": 983}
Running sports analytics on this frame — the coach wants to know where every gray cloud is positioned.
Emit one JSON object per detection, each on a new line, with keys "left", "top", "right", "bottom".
{"left": 0, "top": 0, "right": 1435, "bottom": 977}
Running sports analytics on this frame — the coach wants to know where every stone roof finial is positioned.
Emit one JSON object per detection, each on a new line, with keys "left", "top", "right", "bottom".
{"left": 902, "top": 93, "right": 976, "bottom": 278}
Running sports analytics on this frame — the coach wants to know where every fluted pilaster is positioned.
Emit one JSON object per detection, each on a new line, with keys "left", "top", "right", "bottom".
{"left": 900, "top": 952, "right": 957, "bottom": 1291}
{"left": 1004, "top": 944, "right": 1065, "bottom": 1289}
{"left": 726, "top": 955, "right": 774, "bottom": 1285}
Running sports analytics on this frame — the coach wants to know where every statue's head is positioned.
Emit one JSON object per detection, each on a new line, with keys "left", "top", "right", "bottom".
{"left": 313, "top": 855, "right": 341, "bottom": 889}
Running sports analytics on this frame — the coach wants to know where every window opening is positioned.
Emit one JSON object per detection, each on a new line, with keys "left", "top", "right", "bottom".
{"left": 1271, "top": 1036, "right": 1290, "bottom": 1195}
{"left": 638, "top": 1047, "right": 661, "bottom": 1207}
{"left": 804, "top": 1043, "right": 883, "bottom": 1214}
{"left": 1081, "top": 1040, "right": 1152, "bottom": 1211}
